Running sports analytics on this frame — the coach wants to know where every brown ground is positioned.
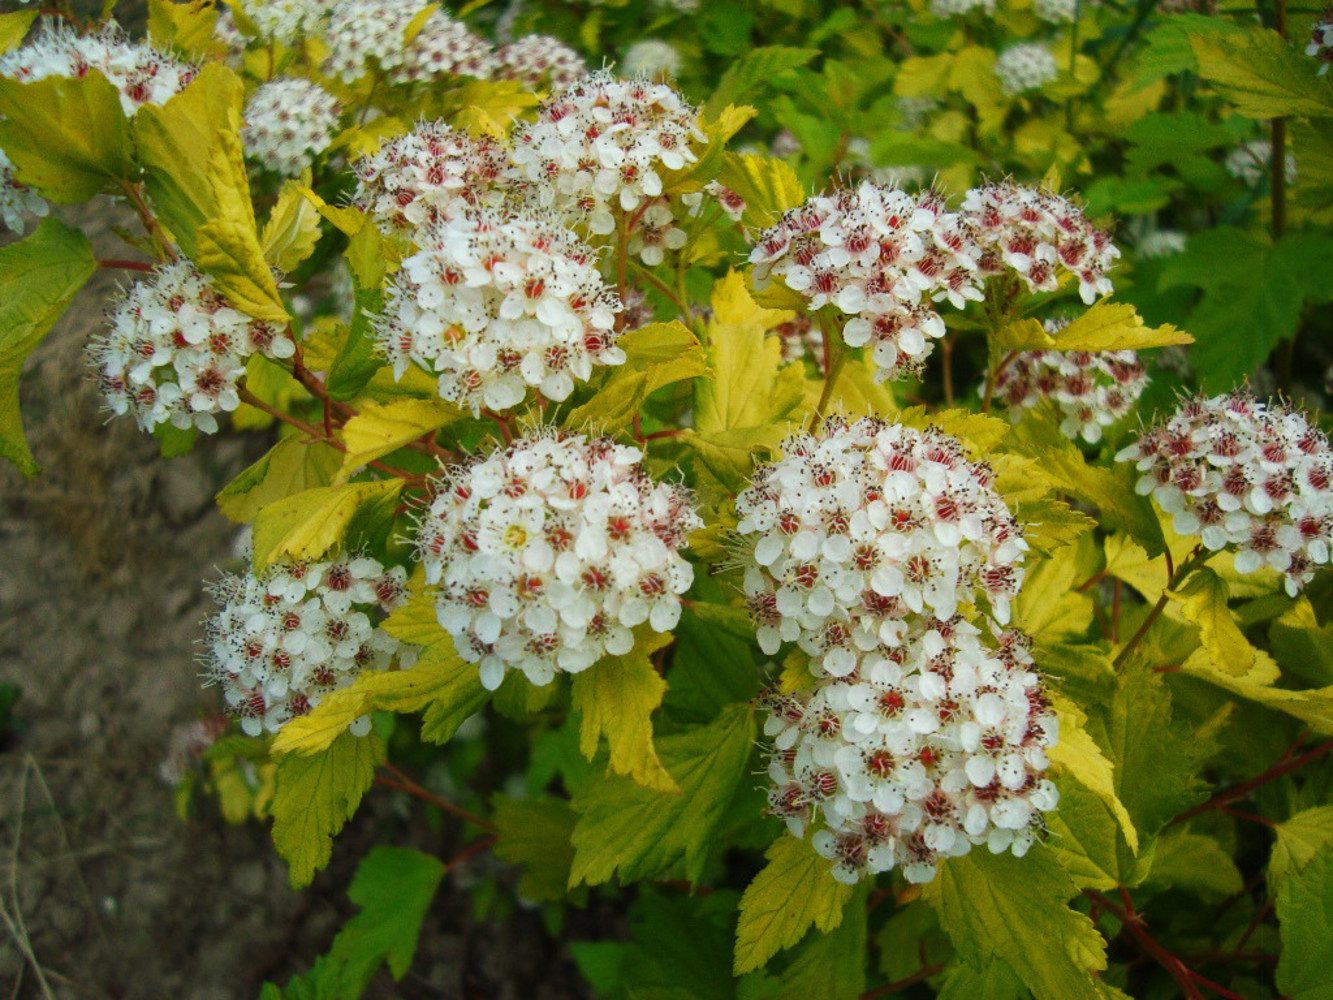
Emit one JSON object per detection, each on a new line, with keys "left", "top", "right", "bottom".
{"left": 0, "top": 206, "right": 596, "bottom": 1000}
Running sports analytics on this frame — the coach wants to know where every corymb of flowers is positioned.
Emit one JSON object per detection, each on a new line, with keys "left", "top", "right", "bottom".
{"left": 1117, "top": 391, "right": 1333, "bottom": 595}
{"left": 414, "top": 432, "right": 701, "bottom": 691}
{"left": 203, "top": 555, "right": 412, "bottom": 737}
{"left": 89, "top": 262, "right": 292, "bottom": 435}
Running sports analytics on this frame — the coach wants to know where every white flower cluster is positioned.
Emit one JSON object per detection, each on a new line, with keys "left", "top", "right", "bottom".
{"left": 1117, "top": 392, "right": 1333, "bottom": 596}
{"left": 994, "top": 43, "right": 1059, "bottom": 96}
{"left": 737, "top": 418, "right": 1029, "bottom": 678}
{"left": 762, "top": 618, "right": 1059, "bottom": 884}
{"left": 748, "top": 183, "right": 980, "bottom": 382}
{"left": 929, "top": 0, "right": 995, "bottom": 14}
{"left": 375, "top": 207, "right": 624, "bottom": 412}
{"left": 89, "top": 262, "right": 293, "bottom": 434}
{"left": 1225, "top": 140, "right": 1298, "bottom": 186}
{"left": 1309, "top": 9, "right": 1333, "bottom": 75}
{"left": 620, "top": 39, "right": 682, "bottom": 79}
{"left": 1032, "top": 0, "right": 1084, "bottom": 22}
{"left": 496, "top": 34, "right": 588, "bottom": 89}
{"left": 415, "top": 432, "right": 700, "bottom": 690}
{"left": 351, "top": 120, "right": 523, "bottom": 234}
{"left": 0, "top": 148, "right": 48, "bottom": 234}
{"left": 324, "top": 0, "right": 494, "bottom": 84}
{"left": 962, "top": 180, "right": 1119, "bottom": 304}
{"left": 204, "top": 555, "right": 411, "bottom": 736}
{"left": 989, "top": 322, "right": 1148, "bottom": 443}
{"left": 225, "top": 0, "right": 333, "bottom": 45}
{"left": 1136, "top": 229, "right": 1187, "bottom": 259}
{"left": 241, "top": 77, "right": 341, "bottom": 177}
{"left": 511, "top": 71, "right": 705, "bottom": 235}
{"left": 0, "top": 21, "right": 196, "bottom": 115}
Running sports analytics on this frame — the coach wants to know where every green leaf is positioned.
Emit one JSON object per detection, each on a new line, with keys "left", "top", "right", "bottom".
{"left": 923, "top": 847, "right": 1107, "bottom": 1000}
{"left": 1049, "top": 695, "right": 1139, "bottom": 853}
{"left": 271, "top": 730, "right": 383, "bottom": 887}
{"left": 326, "top": 229, "right": 386, "bottom": 401}
{"left": 326, "top": 846, "right": 446, "bottom": 990}
{"left": 0, "top": 219, "right": 96, "bottom": 478}
{"left": 571, "top": 635, "right": 677, "bottom": 793}
{"left": 492, "top": 795, "right": 579, "bottom": 902}
{"left": 1275, "top": 844, "right": 1333, "bottom": 1000}
{"left": 1167, "top": 567, "right": 1254, "bottom": 678}
{"left": 734, "top": 835, "right": 853, "bottom": 975}
{"left": 1182, "top": 646, "right": 1333, "bottom": 735}
{"left": 0, "top": 72, "right": 132, "bottom": 203}
{"left": 215, "top": 436, "right": 342, "bottom": 523}
{"left": 261, "top": 179, "right": 324, "bottom": 274}
{"left": 705, "top": 45, "right": 819, "bottom": 118}
{"left": 251, "top": 479, "right": 404, "bottom": 570}
{"left": 664, "top": 602, "right": 762, "bottom": 724}
{"left": 564, "top": 369, "right": 649, "bottom": 433}
{"left": 1188, "top": 24, "right": 1333, "bottom": 119}
{"left": 1148, "top": 829, "right": 1242, "bottom": 898}
{"left": 1049, "top": 302, "right": 1191, "bottom": 352}
{"left": 774, "top": 884, "right": 867, "bottom": 1000}
{"left": 569, "top": 704, "right": 756, "bottom": 887}
{"left": 1046, "top": 777, "right": 1145, "bottom": 891}
{"left": 1271, "top": 806, "right": 1333, "bottom": 884}
{"left": 936, "top": 961, "right": 1024, "bottom": 1000}
{"left": 1271, "top": 597, "right": 1333, "bottom": 688}
{"left": 337, "top": 398, "right": 462, "bottom": 481}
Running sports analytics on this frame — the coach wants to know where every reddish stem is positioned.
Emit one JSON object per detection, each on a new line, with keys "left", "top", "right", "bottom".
{"left": 1169, "top": 738, "right": 1333, "bottom": 828}
{"left": 446, "top": 836, "right": 497, "bottom": 871}
{"left": 859, "top": 964, "right": 946, "bottom": 998}
{"left": 1089, "top": 890, "right": 1206, "bottom": 1000}
{"left": 98, "top": 258, "right": 155, "bottom": 272}
{"left": 376, "top": 764, "right": 495, "bottom": 831}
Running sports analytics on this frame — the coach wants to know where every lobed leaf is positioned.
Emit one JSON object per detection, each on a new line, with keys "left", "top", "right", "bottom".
{"left": 250, "top": 479, "right": 404, "bottom": 570}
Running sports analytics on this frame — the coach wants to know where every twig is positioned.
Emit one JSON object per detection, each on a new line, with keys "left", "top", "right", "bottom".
{"left": 859, "top": 964, "right": 946, "bottom": 998}
{"left": 1111, "top": 546, "right": 1208, "bottom": 670}
{"left": 97, "top": 258, "right": 155, "bottom": 272}
{"left": 1169, "top": 738, "right": 1333, "bottom": 828}
{"left": 375, "top": 765, "right": 496, "bottom": 831}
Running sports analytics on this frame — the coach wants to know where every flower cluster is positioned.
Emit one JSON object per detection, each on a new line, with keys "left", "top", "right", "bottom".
{"left": 374, "top": 207, "right": 624, "bottom": 412}
{"left": 961, "top": 180, "right": 1119, "bottom": 304}
{"left": 0, "top": 149, "right": 48, "bottom": 234}
{"left": 324, "top": 0, "right": 494, "bottom": 84}
{"left": 88, "top": 262, "right": 292, "bottom": 434}
{"left": 1117, "top": 392, "right": 1333, "bottom": 596}
{"left": 350, "top": 121, "right": 524, "bottom": 234}
{"left": 762, "top": 619, "right": 1059, "bottom": 884}
{"left": 1136, "top": 229, "right": 1187, "bottom": 259}
{"left": 989, "top": 323, "right": 1148, "bottom": 443}
{"left": 223, "top": 0, "right": 333, "bottom": 45}
{"left": 929, "top": 0, "right": 995, "bottom": 14}
{"left": 495, "top": 34, "right": 588, "bottom": 89}
{"left": 737, "top": 418, "right": 1029, "bottom": 677}
{"left": 414, "top": 432, "right": 700, "bottom": 690}
{"left": 620, "top": 39, "right": 682, "bottom": 79}
{"left": 748, "top": 183, "right": 980, "bottom": 381}
{"left": 203, "top": 555, "right": 410, "bottom": 736}
{"left": 1225, "top": 140, "right": 1298, "bottom": 186}
{"left": 241, "top": 77, "right": 341, "bottom": 177}
{"left": 1309, "top": 9, "right": 1333, "bottom": 75}
{"left": 994, "top": 43, "right": 1059, "bottom": 96}
{"left": 0, "top": 21, "right": 196, "bottom": 115}
{"left": 511, "top": 71, "right": 705, "bottom": 235}
{"left": 1033, "top": 0, "right": 1083, "bottom": 22}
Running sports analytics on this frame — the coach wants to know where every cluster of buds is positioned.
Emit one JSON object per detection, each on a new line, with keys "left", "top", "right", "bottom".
{"left": 88, "top": 262, "right": 292, "bottom": 434}
{"left": 241, "top": 77, "right": 341, "bottom": 177}
{"left": 511, "top": 71, "right": 705, "bottom": 236}
{"left": 1309, "top": 8, "right": 1333, "bottom": 75}
{"left": 961, "top": 181, "right": 1119, "bottom": 304}
{"left": 351, "top": 121, "right": 524, "bottom": 234}
{"left": 762, "top": 619, "right": 1059, "bottom": 884}
{"left": 994, "top": 43, "right": 1059, "bottom": 96}
{"left": 203, "top": 555, "right": 411, "bottom": 737}
{"left": 748, "top": 182, "right": 980, "bottom": 382}
{"left": 1117, "top": 392, "right": 1333, "bottom": 595}
{"left": 0, "top": 148, "right": 48, "bottom": 233}
{"left": 737, "top": 418, "right": 1029, "bottom": 678}
{"left": 414, "top": 432, "right": 700, "bottom": 690}
{"left": 0, "top": 20, "right": 196, "bottom": 115}
{"left": 989, "top": 322, "right": 1149, "bottom": 443}
{"left": 495, "top": 34, "right": 588, "bottom": 89}
{"left": 324, "top": 0, "right": 494, "bottom": 84}
{"left": 375, "top": 207, "right": 624, "bottom": 413}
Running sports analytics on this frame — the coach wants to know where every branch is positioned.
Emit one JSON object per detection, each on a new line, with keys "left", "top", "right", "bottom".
{"left": 1169, "top": 738, "right": 1333, "bottom": 829}
{"left": 375, "top": 764, "right": 496, "bottom": 831}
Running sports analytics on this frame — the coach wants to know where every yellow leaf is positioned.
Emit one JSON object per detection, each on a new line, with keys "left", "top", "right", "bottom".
{"left": 0, "top": 10, "right": 36, "bottom": 54}
{"left": 994, "top": 317, "right": 1056, "bottom": 352}
{"left": 617, "top": 320, "right": 707, "bottom": 394}
{"left": 734, "top": 835, "right": 853, "bottom": 975}
{"left": 1051, "top": 302, "right": 1193, "bottom": 352}
{"left": 299, "top": 185, "right": 369, "bottom": 237}
{"left": 1015, "top": 549, "right": 1095, "bottom": 642}
{"left": 894, "top": 53, "right": 955, "bottom": 97}
{"left": 663, "top": 103, "right": 757, "bottom": 194}
{"left": 779, "top": 648, "right": 818, "bottom": 693}
{"left": 896, "top": 406, "right": 1013, "bottom": 457}
{"left": 215, "top": 435, "right": 342, "bottom": 523}
{"left": 261, "top": 178, "right": 323, "bottom": 273}
{"left": 1167, "top": 568, "right": 1254, "bottom": 677}
{"left": 1182, "top": 647, "right": 1333, "bottom": 735}
{"left": 379, "top": 571, "right": 447, "bottom": 646}
{"left": 251, "top": 478, "right": 404, "bottom": 569}
{"left": 563, "top": 370, "right": 649, "bottom": 433}
{"left": 571, "top": 635, "right": 678, "bottom": 794}
{"left": 715, "top": 152, "right": 807, "bottom": 229}
{"left": 1050, "top": 695, "right": 1139, "bottom": 853}
{"left": 337, "top": 397, "right": 463, "bottom": 481}
{"left": 148, "top": 0, "right": 223, "bottom": 60}
{"left": 436, "top": 78, "right": 540, "bottom": 138}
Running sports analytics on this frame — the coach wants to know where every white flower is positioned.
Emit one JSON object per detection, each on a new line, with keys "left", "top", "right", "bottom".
{"left": 995, "top": 43, "right": 1059, "bottom": 96}
{"left": 929, "top": 0, "right": 995, "bottom": 14}
{"left": 324, "top": 0, "right": 496, "bottom": 85}
{"left": 620, "top": 40, "right": 682, "bottom": 80}
{"left": 1137, "top": 229, "right": 1187, "bottom": 259}
{"left": 0, "top": 148, "right": 48, "bottom": 234}
{"left": 763, "top": 619, "right": 1058, "bottom": 884}
{"left": 88, "top": 262, "right": 293, "bottom": 435}
{"left": 375, "top": 206, "right": 625, "bottom": 413}
{"left": 1308, "top": 9, "right": 1333, "bottom": 75}
{"left": 203, "top": 555, "right": 411, "bottom": 736}
{"left": 1032, "top": 0, "right": 1089, "bottom": 23}
{"left": 223, "top": 0, "right": 334, "bottom": 45}
{"left": 242, "top": 77, "right": 341, "bottom": 177}
{"left": 496, "top": 34, "right": 588, "bottom": 89}
{"left": 1225, "top": 140, "right": 1298, "bottom": 186}
{"left": 988, "top": 323, "right": 1148, "bottom": 444}
{"left": 414, "top": 431, "right": 700, "bottom": 690}
{"left": 1116, "top": 390, "right": 1333, "bottom": 596}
